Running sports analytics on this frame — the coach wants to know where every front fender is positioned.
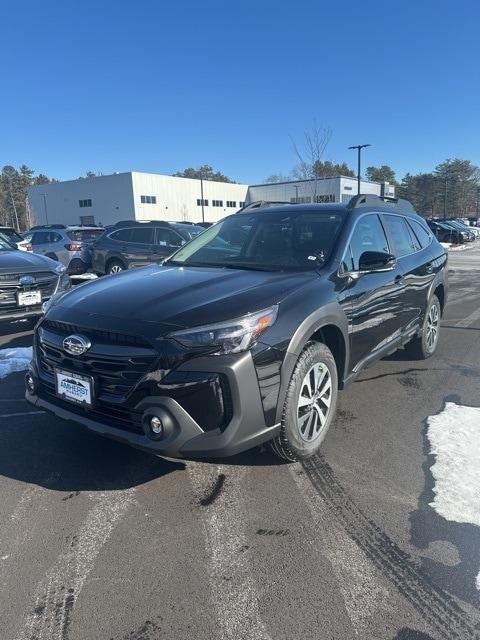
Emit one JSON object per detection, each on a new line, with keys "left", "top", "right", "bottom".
{"left": 274, "top": 301, "right": 349, "bottom": 424}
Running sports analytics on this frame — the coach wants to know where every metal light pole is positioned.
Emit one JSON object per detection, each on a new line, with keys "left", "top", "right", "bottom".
{"left": 42, "top": 193, "right": 49, "bottom": 224}
{"left": 348, "top": 144, "right": 371, "bottom": 195}
{"left": 443, "top": 176, "right": 447, "bottom": 219}
{"left": 199, "top": 173, "right": 205, "bottom": 223}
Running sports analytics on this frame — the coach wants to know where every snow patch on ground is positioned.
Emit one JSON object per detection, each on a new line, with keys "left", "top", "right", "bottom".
{"left": 427, "top": 402, "right": 480, "bottom": 590}
{"left": 0, "top": 347, "right": 32, "bottom": 379}
{"left": 440, "top": 242, "right": 451, "bottom": 249}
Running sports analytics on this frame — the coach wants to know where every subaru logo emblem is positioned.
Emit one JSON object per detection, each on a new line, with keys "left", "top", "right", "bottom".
{"left": 63, "top": 334, "right": 91, "bottom": 356}
{"left": 19, "top": 275, "right": 35, "bottom": 286}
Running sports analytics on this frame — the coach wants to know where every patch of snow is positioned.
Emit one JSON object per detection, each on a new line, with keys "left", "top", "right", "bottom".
{"left": 70, "top": 273, "right": 98, "bottom": 281}
{"left": 440, "top": 242, "right": 451, "bottom": 249}
{"left": 427, "top": 402, "right": 480, "bottom": 590}
{"left": 0, "top": 347, "right": 32, "bottom": 379}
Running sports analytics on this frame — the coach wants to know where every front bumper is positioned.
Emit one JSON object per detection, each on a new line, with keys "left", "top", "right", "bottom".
{"left": 25, "top": 351, "right": 280, "bottom": 459}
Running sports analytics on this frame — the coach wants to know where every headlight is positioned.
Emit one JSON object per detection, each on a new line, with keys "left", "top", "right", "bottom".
{"left": 42, "top": 291, "right": 67, "bottom": 315}
{"left": 169, "top": 306, "right": 278, "bottom": 354}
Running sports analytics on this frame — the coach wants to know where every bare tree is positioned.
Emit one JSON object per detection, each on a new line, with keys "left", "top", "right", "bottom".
{"left": 291, "top": 122, "right": 332, "bottom": 199}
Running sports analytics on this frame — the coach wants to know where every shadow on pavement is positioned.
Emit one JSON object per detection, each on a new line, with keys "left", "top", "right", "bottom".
{"left": 0, "top": 414, "right": 185, "bottom": 492}
{"left": 0, "top": 320, "right": 34, "bottom": 347}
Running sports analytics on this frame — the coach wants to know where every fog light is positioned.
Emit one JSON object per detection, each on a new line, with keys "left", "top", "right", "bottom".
{"left": 150, "top": 416, "right": 164, "bottom": 436}
{"left": 25, "top": 373, "right": 35, "bottom": 394}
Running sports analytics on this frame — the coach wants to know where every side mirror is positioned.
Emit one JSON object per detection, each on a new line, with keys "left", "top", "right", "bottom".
{"left": 358, "top": 251, "right": 395, "bottom": 272}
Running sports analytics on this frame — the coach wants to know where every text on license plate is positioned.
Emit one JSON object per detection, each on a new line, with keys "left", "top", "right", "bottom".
{"left": 55, "top": 370, "right": 93, "bottom": 406}
{"left": 17, "top": 290, "right": 42, "bottom": 306}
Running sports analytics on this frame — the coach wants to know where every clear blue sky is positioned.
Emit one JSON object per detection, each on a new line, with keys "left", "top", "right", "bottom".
{"left": 1, "top": 0, "right": 479, "bottom": 184}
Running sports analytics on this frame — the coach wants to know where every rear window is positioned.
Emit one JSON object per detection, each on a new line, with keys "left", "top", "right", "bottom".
{"left": 67, "top": 229, "right": 104, "bottom": 242}
{"left": 408, "top": 219, "right": 432, "bottom": 249}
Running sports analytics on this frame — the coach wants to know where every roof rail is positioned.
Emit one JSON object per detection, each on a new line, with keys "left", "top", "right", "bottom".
{"left": 346, "top": 194, "right": 415, "bottom": 213}
{"left": 237, "top": 200, "right": 293, "bottom": 212}
{"left": 29, "top": 223, "right": 67, "bottom": 230}
{"left": 113, "top": 219, "right": 169, "bottom": 227}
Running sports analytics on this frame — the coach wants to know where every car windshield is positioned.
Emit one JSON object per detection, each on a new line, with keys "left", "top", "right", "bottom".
{"left": 166, "top": 210, "right": 345, "bottom": 271}
{"left": 67, "top": 228, "right": 104, "bottom": 242}
{"left": 0, "top": 228, "right": 22, "bottom": 242}
{"left": 0, "top": 235, "right": 15, "bottom": 250}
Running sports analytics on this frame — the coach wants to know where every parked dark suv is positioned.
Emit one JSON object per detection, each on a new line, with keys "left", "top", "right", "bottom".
{"left": 91, "top": 220, "right": 204, "bottom": 275}
{"left": 26, "top": 195, "right": 447, "bottom": 461}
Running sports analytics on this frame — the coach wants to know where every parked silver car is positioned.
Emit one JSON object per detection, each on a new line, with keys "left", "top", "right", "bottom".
{"left": 22, "top": 225, "right": 104, "bottom": 275}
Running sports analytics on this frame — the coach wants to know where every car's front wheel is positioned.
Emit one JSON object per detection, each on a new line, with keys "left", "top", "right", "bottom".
{"left": 406, "top": 293, "right": 441, "bottom": 359}
{"left": 270, "top": 342, "right": 338, "bottom": 462}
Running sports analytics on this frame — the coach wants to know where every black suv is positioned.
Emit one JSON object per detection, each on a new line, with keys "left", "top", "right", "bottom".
{"left": 91, "top": 220, "right": 204, "bottom": 275}
{"left": 26, "top": 196, "right": 447, "bottom": 461}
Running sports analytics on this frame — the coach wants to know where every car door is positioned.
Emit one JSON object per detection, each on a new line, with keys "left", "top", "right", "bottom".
{"left": 337, "top": 213, "right": 405, "bottom": 372}
{"left": 152, "top": 227, "right": 185, "bottom": 262}
{"left": 123, "top": 227, "right": 155, "bottom": 268}
{"left": 381, "top": 214, "right": 436, "bottom": 335}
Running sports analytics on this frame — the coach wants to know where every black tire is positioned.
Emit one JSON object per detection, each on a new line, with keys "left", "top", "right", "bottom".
{"left": 106, "top": 259, "right": 126, "bottom": 275}
{"left": 406, "top": 294, "right": 441, "bottom": 360}
{"left": 270, "top": 342, "right": 338, "bottom": 462}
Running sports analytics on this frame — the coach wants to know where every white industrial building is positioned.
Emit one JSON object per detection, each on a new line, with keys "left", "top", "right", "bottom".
{"left": 27, "top": 171, "right": 394, "bottom": 227}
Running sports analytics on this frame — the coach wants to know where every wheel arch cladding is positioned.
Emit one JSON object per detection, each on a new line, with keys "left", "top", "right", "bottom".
{"left": 433, "top": 283, "right": 445, "bottom": 313}
{"left": 275, "top": 303, "right": 349, "bottom": 424}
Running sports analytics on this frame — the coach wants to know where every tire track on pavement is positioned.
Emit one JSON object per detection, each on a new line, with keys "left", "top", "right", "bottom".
{"left": 187, "top": 462, "right": 272, "bottom": 640}
{"left": 291, "top": 465, "right": 392, "bottom": 637}
{"left": 301, "top": 455, "right": 480, "bottom": 640}
{"left": 14, "top": 488, "right": 135, "bottom": 640}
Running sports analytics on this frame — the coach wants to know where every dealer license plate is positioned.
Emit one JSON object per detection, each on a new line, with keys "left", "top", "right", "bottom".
{"left": 55, "top": 369, "right": 93, "bottom": 406}
{"left": 17, "top": 290, "right": 42, "bottom": 306}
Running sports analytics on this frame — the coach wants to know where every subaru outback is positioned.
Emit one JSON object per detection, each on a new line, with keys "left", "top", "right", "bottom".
{"left": 26, "top": 195, "right": 447, "bottom": 461}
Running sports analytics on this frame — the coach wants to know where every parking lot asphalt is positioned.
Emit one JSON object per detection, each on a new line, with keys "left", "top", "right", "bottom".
{"left": 1, "top": 246, "right": 480, "bottom": 640}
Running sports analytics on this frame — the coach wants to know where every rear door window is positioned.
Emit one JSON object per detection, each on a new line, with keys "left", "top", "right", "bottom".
{"left": 129, "top": 227, "right": 154, "bottom": 244}
{"left": 32, "top": 231, "right": 51, "bottom": 244}
{"left": 383, "top": 215, "right": 415, "bottom": 257}
{"left": 156, "top": 228, "right": 184, "bottom": 247}
{"left": 110, "top": 228, "right": 133, "bottom": 242}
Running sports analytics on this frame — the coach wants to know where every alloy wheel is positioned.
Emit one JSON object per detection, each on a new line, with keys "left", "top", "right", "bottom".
{"left": 426, "top": 302, "right": 440, "bottom": 352}
{"left": 297, "top": 362, "right": 332, "bottom": 442}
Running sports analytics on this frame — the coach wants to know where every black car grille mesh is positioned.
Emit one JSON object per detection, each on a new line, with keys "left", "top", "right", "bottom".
{"left": 37, "top": 340, "right": 158, "bottom": 399}
{"left": 0, "top": 273, "right": 57, "bottom": 310}
{"left": 0, "top": 271, "right": 55, "bottom": 283}
{"left": 42, "top": 319, "right": 151, "bottom": 348}
{"left": 36, "top": 322, "right": 159, "bottom": 434}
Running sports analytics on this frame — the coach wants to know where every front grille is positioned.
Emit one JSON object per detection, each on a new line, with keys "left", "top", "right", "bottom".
{"left": 36, "top": 321, "right": 159, "bottom": 435}
{"left": 0, "top": 272, "right": 57, "bottom": 311}
{"left": 0, "top": 271, "right": 55, "bottom": 283}
{"left": 43, "top": 319, "right": 150, "bottom": 348}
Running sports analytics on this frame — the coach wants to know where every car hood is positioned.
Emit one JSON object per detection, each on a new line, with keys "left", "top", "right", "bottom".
{"left": 0, "top": 250, "right": 57, "bottom": 273}
{"left": 52, "top": 264, "right": 318, "bottom": 329}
